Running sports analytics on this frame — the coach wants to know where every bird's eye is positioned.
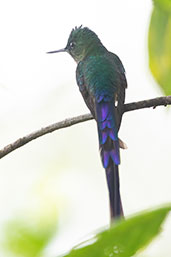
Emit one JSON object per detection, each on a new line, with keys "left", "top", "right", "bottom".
{"left": 69, "top": 42, "right": 75, "bottom": 49}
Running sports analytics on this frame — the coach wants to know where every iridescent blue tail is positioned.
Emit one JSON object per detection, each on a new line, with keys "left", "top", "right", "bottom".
{"left": 96, "top": 97, "right": 123, "bottom": 219}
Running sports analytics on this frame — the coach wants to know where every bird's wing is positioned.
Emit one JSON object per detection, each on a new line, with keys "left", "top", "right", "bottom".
{"left": 76, "top": 61, "right": 96, "bottom": 118}
{"left": 109, "top": 52, "right": 127, "bottom": 130}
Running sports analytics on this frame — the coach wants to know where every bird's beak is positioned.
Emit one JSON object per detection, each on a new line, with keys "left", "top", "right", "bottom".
{"left": 46, "top": 48, "right": 67, "bottom": 54}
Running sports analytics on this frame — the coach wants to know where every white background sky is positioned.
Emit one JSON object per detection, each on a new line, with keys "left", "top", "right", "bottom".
{"left": 0, "top": 0, "right": 171, "bottom": 256}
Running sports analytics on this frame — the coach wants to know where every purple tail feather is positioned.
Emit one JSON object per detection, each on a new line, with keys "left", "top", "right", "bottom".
{"left": 96, "top": 99, "right": 120, "bottom": 167}
{"left": 96, "top": 98, "right": 123, "bottom": 220}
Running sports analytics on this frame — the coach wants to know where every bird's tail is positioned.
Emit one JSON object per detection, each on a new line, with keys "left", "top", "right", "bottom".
{"left": 95, "top": 98, "right": 123, "bottom": 220}
{"left": 105, "top": 163, "right": 123, "bottom": 219}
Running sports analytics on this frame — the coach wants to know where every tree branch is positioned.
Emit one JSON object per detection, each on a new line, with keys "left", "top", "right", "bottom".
{"left": 0, "top": 96, "right": 171, "bottom": 159}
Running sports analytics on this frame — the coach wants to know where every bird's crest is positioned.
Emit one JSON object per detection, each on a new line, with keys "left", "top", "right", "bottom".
{"left": 68, "top": 25, "right": 100, "bottom": 43}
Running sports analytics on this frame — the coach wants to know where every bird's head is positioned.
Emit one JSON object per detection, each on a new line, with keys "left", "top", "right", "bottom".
{"left": 47, "top": 26, "right": 104, "bottom": 63}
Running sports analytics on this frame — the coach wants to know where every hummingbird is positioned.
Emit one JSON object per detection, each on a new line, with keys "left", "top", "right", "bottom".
{"left": 47, "top": 26, "right": 127, "bottom": 221}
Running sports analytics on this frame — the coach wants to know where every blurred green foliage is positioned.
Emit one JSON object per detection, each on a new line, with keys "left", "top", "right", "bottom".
{"left": 153, "top": 0, "right": 171, "bottom": 11}
{"left": 63, "top": 206, "right": 171, "bottom": 257}
{"left": 2, "top": 210, "right": 58, "bottom": 257}
{"left": 149, "top": 0, "right": 171, "bottom": 95}
{"left": 1, "top": 206, "right": 170, "bottom": 257}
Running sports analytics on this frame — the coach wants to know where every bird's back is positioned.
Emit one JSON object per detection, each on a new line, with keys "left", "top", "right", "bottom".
{"left": 80, "top": 53, "right": 123, "bottom": 98}
{"left": 77, "top": 51, "right": 127, "bottom": 131}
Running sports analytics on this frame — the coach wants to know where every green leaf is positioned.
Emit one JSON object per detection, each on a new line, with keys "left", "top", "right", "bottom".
{"left": 63, "top": 206, "right": 171, "bottom": 257}
{"left": 3, "top": 205, "right": 58, "bottom": 257}
{"left": 3, "top": 218, "right": 57, "bottom": 257}
{"left": 148, "top": 4, "right": 171, "bottom": 95}
{"left": 153, "top": 0, "right": 171, "bottom": 12}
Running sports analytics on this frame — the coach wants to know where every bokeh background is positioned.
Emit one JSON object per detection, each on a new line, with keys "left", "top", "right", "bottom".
{"left": 0, "top": 0, "right": 171, "bottom": 256}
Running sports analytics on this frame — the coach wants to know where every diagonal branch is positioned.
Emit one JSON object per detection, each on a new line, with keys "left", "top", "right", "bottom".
{"left": 0, "top": 95, "right": 171, "bottom": 160}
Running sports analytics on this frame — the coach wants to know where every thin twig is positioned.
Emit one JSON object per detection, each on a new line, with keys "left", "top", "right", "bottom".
{"left": 0, "top": 96, "right": 171, "bottom": 159}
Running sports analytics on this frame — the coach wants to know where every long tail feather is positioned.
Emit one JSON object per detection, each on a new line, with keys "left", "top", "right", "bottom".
{"left": 96, "top": 97, "right": 123, "bottom": 220}
{"left": 105, "top": 163, "right": 123, "bottom": 219}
